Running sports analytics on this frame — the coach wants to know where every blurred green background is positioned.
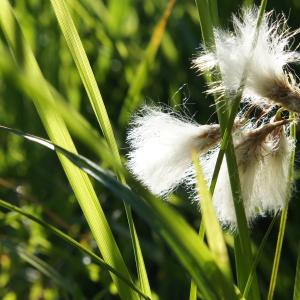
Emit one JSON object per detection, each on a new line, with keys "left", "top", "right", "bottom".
{"left": 1, "top": 0, "right": 300, "bottom": 299}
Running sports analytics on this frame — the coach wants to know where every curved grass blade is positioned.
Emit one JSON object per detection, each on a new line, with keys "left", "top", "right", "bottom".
{"left": 49, "top": 1, "right": 150, "bottom": 296}
{"left": 0, "top": 198, "right": 151, "bottom": 300}
{"left": 0, "top": 124, "right": 239, "bottom": 300}
{"left": 118, "top": 0, "right": 176, "bottom": 126}
{"left": 192, "top": 150, "right": 232, "bottom": 281}
{"left": 0, "top": 3, "right": 139, "bottom": 299}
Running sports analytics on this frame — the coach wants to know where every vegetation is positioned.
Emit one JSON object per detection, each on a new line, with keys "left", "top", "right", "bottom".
{"left": 0, "top": 0, "right": 299, "bottom": 299}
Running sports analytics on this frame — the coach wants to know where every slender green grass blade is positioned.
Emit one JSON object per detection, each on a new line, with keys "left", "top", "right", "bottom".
{"left": 191, "top": 2, "right": 221, "bottom": 297}
{"left": 293, "top": 245, "right": 300, "bottom": 300}
{"left": 118, "top": 0, "right": 176, "bottom": 126}
{"left": 189, "top": 281, "right": 197, "bottom": 300}
{"left": 49, "top": 1, "right": 151, "bottom": 296}
{"left": 243, "top": 216, "right": 277, "bottom": 298}
{"left": 267, "top": 115, "right": 296, "bottom": 300}
{"left": 189, "top": 221, "right": 205, "bottom": 300}
{"left": 0, "top": 198, "right": 151, "bottom": 300}
{"left": 49, "top": 0, "right": 120, "bottom": 164}
{"left": 192, "top": 150, "right": 232, "bottom": 281}
{"left": 194, "top": 0, "right": 215, "bottom": 47}
{"left": 195, "top": 1, "right": 268, "bottom": 298}
{"left": 208, "top": 0, "right": 219, "bottom": 27}
{"left": 0, "top": 124, "right": 240, "bottom": 300}
{"left": 0, "top": 3, "right": 139, "bottom": 299}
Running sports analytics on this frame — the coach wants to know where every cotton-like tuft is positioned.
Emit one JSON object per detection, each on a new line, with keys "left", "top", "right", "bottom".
{"left": 126, "top": 107, "right": 220, "bottom": 196}
{"left": 193, "top": 8, "right": 300, "bottom": 111}
{"left": 187, "top": 120, "right": 293, "bottom": 229}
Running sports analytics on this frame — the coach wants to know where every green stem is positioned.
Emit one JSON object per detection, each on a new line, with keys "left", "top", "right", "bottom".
{"left": 243, "top": 216, "right": 277, "bottom": 298}
{"left": 267, "top": 115, "right": 296, "bottom": 300}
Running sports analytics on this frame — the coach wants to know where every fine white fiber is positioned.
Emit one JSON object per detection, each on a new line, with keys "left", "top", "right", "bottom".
{"left": 193, "top": 7, "right": 300, "bottom": 111}
{"left": 187, "top": 120, "right": 293, "bottom": 229}
{"left": 256, "top": 126, "right": 294, "bottom": 214}
{"left": 126, "top": 106, "right": 220, "bottom": 196}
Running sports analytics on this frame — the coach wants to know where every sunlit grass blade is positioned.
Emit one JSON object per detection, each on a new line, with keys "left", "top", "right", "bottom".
{"left": 49, "top": 0, "right": 121, "bottom": 164}
{"left": 267, "top": 115, "right": 296, "bottom": 300}
{"left": 0, "top": 198, "right": 151, "bottom": 300}
{"left": 189, "top": 281, "right": 197, "bottom": 300}
{"left": 0, "top": 124, "right": 240, "bottom": 300}
{"left": 293, "top": 245, "right": 300, "bottom": 300}
{"left": 0, "top": 2, "right": 139, "bottom": 299}
{"left": 195, "top": 1, "right": 268, "bottom": 298}
{"left": 192, "top": 150, "right": 232, "bottom": 281}
{"left": 118, "top": 0, "right": 176, "bottom": 126}
{"left": 49, "top": 1, "right": 151, "bottom": 296}
{"left": 190, "top": 3, "right": 218, "bottom": 298}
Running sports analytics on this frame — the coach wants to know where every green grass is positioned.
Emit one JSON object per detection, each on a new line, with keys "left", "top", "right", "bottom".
{"left": 0, "top": 1, "right": 299, "bottom": 299}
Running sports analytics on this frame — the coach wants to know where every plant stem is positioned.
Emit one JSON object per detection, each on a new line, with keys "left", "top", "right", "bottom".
{"left": 267, "top": 115, "right": 296, "bottom": 300}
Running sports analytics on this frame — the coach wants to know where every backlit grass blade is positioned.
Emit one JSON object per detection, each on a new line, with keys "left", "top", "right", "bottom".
{"left": 0, "top": 198, "right": 150, "bottom": 300}
{"left": 119, "top": 0, "right": 176, "bottom": 126}
{"left": 195, "top": 1, "right": 268, "bottom": 298}
{"left": 0, "top": 124, "right": 239, "bottom": 300}
{"left": 293, "top": 245, "right": 300, "bottom": 300}
{"left": 49, "top": 1, "right": 151, "bottom": 296}
{"left": 267, "top": 115, "right": 297, "bottom": 300}
{"left": 0, "top": 3, "right": 139, "bottom": 299}
{"left": 189, "top": 281, "right": 197, "bottom": 300}
{"left": 192, "top": 150, "right": 232, "bottom": 281}
{"left": 49, "top": 0, "right": 121, "bottom": 164}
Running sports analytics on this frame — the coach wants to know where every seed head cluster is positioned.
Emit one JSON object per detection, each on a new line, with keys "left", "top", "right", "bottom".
{"left": 126, "top": 7, "right": 298, "bottom": 229}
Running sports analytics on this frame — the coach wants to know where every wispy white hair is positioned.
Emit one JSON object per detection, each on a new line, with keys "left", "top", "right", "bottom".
{"left": 193, "top": 8, "right": 300, "bottom": 111}
{"left": 187, "top": 121, "right": 293, "bottom": 229}
{"left": 126, "top": 107, "right": 220, "bottom": 196}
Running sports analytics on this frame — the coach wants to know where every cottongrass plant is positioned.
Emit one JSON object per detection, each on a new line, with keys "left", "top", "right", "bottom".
{"left": 193, "top": 7, "right": 300, "bottom": 111}
{"left": 127, "top": 7, "right": 297, "bottom": 228}
{"left": 126, "top": 107, "right": 220, "bottom": 196}
{"left": 2, "top": 1, "right": 300, "bottom": 299}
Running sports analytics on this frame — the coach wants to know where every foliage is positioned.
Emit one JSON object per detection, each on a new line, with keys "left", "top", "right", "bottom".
{"left": 0, "top": 0, "right": 300, "bottom": 299}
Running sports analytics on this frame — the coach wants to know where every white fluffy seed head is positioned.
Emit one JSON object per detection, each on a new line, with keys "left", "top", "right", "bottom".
{"left": 256, "top": 125, "right": 294, "bottom": 213}
{"left": 187, "top": 121, "right": 293, "bottom": 230}
{"left": 126, "top": 107, "right": 220, "bottom": 196}
{"left": 193, "top": 7, "right": 300, "bottom": 111}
